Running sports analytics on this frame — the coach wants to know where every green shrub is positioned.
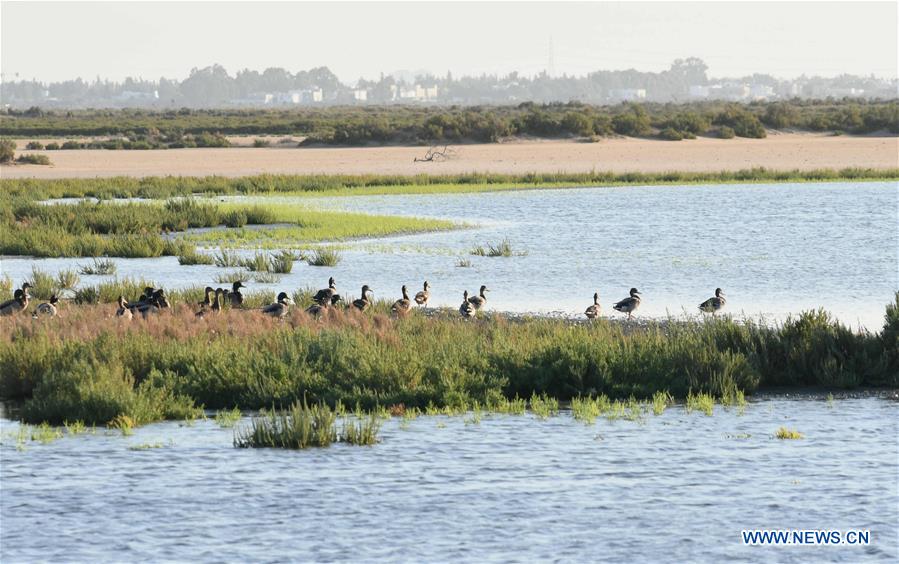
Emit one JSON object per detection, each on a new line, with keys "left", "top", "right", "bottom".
{"left": 60, "top": 140, "right": 83, "bottom": 150}
{"left": 26, "top": 141, "right": 44, "bottom": 150}
{"left": 0, "top": 138, "right": 15, "bottom": 162}
{"left": 16, "top": 154, "right": 52, "bottom": 165}
{"left": 717, "top": 126, "right": 735, "bottom": 139}
{"left": 659, "top": 127, "right": 684, "bottom": 141}
{"left": 44, "top": 142, "right": 60, "bottom": 150}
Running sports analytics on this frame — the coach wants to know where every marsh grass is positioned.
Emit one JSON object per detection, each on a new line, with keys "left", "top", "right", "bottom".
{"left": 56, "top": 269, "right": 80, "bottom": 291}
{"left": 470, "top": 238, "right": 524, "bottom": 257}
{"left": 27, "top": 266, "right": 57, "bottom": 300}
{"left": 306, "top": 248, "right": 341, "bottom": 267}
{"left": 78, "top": 258, "right": 117, "bottom": 275}
{"left": 213, "top": 249, "right": 242, "bottom": 267}
{"left": 651, "top": 391, "right": 673, "bottom": 416}
{"left": 108, "top": 414, "right": 135, "bottom": 436}
{"left": 63, "top": 420, "right": 86, "bottom": 435}
{"left": 234, "top": 400, "right": 373, "bottom": 449}
{"left": 214, "top": 407, "right": 242, "bottom": 428}
{"left": 341, "top": 415, "right": 381, "bottom": 445}
{"left": 128, "top": 442, "right": 165, "bottom": 450}
{"left": 686, "top": 391, "right": 715, "bottom": 416}
{"left": 177, "top": 249, "right": 215, "bottom": 265}
{"left": 775, "top": 427, "right": 803, "bottom": 440}
{"left": 3, "top": 297, "right": 896, "bottom": 427}
{"left": 488, "top": 395, "right": 527, "bottom": 415}
{"left": 214, "top": 271, "right": 247, "bottom": 284}
{"left": 455, "top": 258, "right": 473, "bottom": 268}
{"left": 240, "top": 252, "right": 271, "bottom": 272}
{"left": 1, "top": 276, "right": 12, "bottom": 300}
{"left": 269, "top": 250, "right": 295, "bottom": 273}
{"left": 826, "top": 393, "right": 835, "bottom": 407}
{"left": 251, "top": 272, "right": 283, "bottom": 284}
{"left": 529, "top": 393, "right": 559, "bottom": 419}
{"left": 31, "top": 422, "right": 63, "bottom": 444}
{"left": 571, "top": 396, "right": 602, "bottom": 424}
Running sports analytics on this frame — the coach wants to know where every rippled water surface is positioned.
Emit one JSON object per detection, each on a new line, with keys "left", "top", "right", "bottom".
{"left": 1, "top": 181, "right": 896, "bottom": 328}
{"left": 2, "top": 398, "right": 897, "bottom": 562}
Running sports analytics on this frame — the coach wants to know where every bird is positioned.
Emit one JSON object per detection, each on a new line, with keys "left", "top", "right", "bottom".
{"left": 126, "top": 287, "right": 157, "bottom": 311}
{"left": 313, "top": 277, "right": 338, "bottom": 305}
{"left": 392, "top": 285, "right": 412, "bottom": 316}
{"left": 199, "top": 286, "right": 214, "bottom": 308}
{"left": 32, "top": 294, "right": 59, "bottom": 318}
{"left": 229, "top": 281, "right": 245, "bottom": 308}
{"left": 352, "top": 285, "right": 373, "bottom": 312}
{"left": 211, "top": 288, "right": 224, "bottom": 312}
{"left": 153, "top": 289, "right": 170, "bottom": 309}
{"left": 305, "top": 302, "right": 328, "bottom": 317}
{"left": 115, "top": 295, "right": 133, "bottom": 320}
{"left": 467, "top": 285, "right": 490, "bottom": 310}
{"left": 585, "top": 292, "right": 601, "bottom": 319}
{"left": 459, "top": 291, "right": 476, "bottom": 318}
{"left": 414, "top": 281, "right": 431, "bottom": 307}
{"left": 699, "top": 288, "right": 727, "bottom": 315}
{"left": 613, "top": 288, "right": 642, "bottom": 319}
{"left": 262, "top": 292, "right": 292, "bottom": 318}
{"left": 0, "top": 289, "right": 28, "bottom": 317}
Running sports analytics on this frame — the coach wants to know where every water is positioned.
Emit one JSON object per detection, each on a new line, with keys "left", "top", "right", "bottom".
{"left": 2, "top": 181, "right": 896, "bottom": 329}
{"left": 2, "top": 397, "right": 896, "bottom": 562}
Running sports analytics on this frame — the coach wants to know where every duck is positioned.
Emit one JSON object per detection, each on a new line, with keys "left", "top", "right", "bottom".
{"left": 612, "top": 288, "right": 642, "bottom": 319}
{"left": 116, "top": 295, "right": 133, "bottom": 320}
{"left": 313, "top": 277, "right": 338, "bottom": 305}
{"left": 32, "top": 295, "right": 59, "bottom": 318}
{"left": 414, "top": 281, "right": 431, "bottom": 307}
{"left": 392, "top": 285, "right": 413, "bottom": 316}
{"left": 459, "top": 290, "right": 476, "bottom": 318}
{"left": 199, "top": 286, "right": 214, "bottom": 308}
{"left": 305, "top": 303, "right": 327, "bottom": 317}
{"left": 229, "top": 281, "right": 245, "bottom": 308}
{"left": 153, "top": 289, "right": 170, "bottom": 309}
{"left": 262, "top": 292, "right": 292, "bottom": 318}
{"left": 467, "top": 285, "right": 490, "bottom": 310}
{"left": 352, "top": 285, "right": 373, "bottom": 312}
{"left": 584, "top": 292, "right": 601, "bottom": 319}
{"left": 699, "top": 288, "right": 727, "bottom": 315}
{"left": 211, "top": 288, "right": 224, "bottom": 312}
{"left": 0, "top": 289, "right": 28, "bottom": 317}
{"left": 127, "top": 286, "right": 157, "bottom": 311}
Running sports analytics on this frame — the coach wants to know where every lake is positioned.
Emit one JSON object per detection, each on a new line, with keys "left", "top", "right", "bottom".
{"left": 1, "top": 397, "right": 896, "bottom": 562}
{"left": 2, "top": 181, "right": 896, "bottom": 328}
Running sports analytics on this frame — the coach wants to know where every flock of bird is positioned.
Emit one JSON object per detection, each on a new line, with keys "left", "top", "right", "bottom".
{"left": 0, "top": 278, "right": 728, "bottom": 320}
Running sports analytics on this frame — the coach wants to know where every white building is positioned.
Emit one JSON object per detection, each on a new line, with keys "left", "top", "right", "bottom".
{"left": 353, "top": 89, "right": 368, "bottom": 102}
{"left": 609, "top": 88, "right": 647, "bottom": 102}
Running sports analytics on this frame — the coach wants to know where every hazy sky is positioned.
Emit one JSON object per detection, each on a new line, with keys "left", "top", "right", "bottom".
{"left": 2, "top": 1, "right": 896, "bottom": 83}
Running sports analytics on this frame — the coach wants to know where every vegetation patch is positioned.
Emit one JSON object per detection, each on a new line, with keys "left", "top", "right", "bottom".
{"left": 234, "top": 400, "right": 380, "bottom": 449}
{"left": 0, "top": 296, "right": 896, "bottom": 428}
{"left": 775, "top": 427, "right": 803, "bottom": 440}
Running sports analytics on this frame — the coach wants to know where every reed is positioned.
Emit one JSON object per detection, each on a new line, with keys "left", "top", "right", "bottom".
{"left": 651, "top": 391, "right": 673, "bottom": 415}
{"left": 470, "top": 238, "right": 524, "bottom": 258}
{"left": 529, "top": 392, "right": 559, "bottom": 419}
{"left": 685, "top": 391, "right": 715, "bottom": 416}
{"left": 571, "top": 396, "right": 602, "bottom": 424}
{"left": 214, "top": 407, "right": 242, "bottom": 428}
{"left": 213, "top": 249, "right": 242, "bottom": 267}
{"left": 775, "top": 427, "right": 803, "bottom": 440}
{"left": 177, "top": 249, "right": 215, "bottom": 265}
{"left": 78, "top": 258, "right": 117, "bottom": 275}
{"left": 233, "top": 400, "right": 340, "bottom": 449}
{"left": 213, "top": 271, "right": 247, "bottom": 284}
{"left": 306, "top": 248, "right": 341, "bottom": 267}
{"left": 455, "top": 258, "right": 473, "bottom": 268}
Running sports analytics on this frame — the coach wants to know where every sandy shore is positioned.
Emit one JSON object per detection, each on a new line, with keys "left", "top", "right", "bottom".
{"left": 3, "top": 133, "right": 896, "bottom": 179}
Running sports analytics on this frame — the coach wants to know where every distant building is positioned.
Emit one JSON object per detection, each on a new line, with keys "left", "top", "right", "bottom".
{"left": 688, "top": 85, "right": 710, "bottom": 99}
{"left": 609, "top": 88, "right": 646, "bottom": 102}
{"left": 117, "top": 90, "right": 158, "bottom": 102}
{"left": 352, "top": 89, "right": 368, "bottom": 102}
{"left": 749, "top": 84, "right": 775, "bottom": 100}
